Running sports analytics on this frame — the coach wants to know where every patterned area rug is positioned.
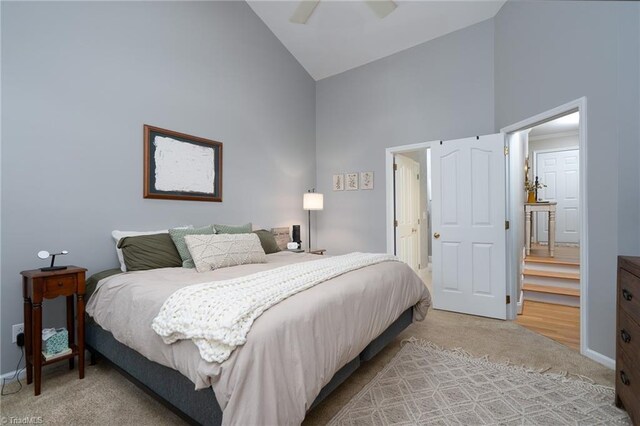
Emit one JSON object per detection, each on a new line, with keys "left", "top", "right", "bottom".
{"left": 329, "top": 339, "right": 630, "bottom": 425}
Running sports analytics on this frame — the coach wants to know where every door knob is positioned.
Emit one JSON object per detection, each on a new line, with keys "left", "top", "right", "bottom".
{"left": 433, "top": 232, "right": 440, "bottom": 239}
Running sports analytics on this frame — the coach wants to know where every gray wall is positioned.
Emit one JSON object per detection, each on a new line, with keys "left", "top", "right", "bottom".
{"left": 316, "top": 1, "right": 639, "bottom": 362}
{"left": 1, "top": 1, "right": 316, "bottom": 374}
{"left": 315, "top": 19, "right": 496, "bottom": 254}
{"left": 495, "top": 0, "right": 640, "bottom": 360}
{"left": 2, "top": 0, "right": 638, "bottom": 375}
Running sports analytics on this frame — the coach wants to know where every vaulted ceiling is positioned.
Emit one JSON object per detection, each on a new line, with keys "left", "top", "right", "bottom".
{"left": 247, "top": 1, "right": 506, "bottom": 80}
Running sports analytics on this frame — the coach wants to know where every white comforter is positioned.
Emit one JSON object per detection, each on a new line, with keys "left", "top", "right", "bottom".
{"left": 86, "top": 252, "right": 430, "bottom": 425}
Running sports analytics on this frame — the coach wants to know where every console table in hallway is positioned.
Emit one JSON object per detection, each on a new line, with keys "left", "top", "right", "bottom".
{"left": 525, "top": 202, "right": 557, "bottom": 257}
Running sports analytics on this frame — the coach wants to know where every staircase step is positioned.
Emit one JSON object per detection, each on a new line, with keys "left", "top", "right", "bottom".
{"left": 522, "top": 283, "right": 580, "bottom": 297}
{"left": 523, "top": 269, "right": 580, "bottom": 280}
{"left": 525, "top": 256, "right": 579, "bottom": 267}
{"left": 522, "top": 261, "right": 579, "bottom": 275}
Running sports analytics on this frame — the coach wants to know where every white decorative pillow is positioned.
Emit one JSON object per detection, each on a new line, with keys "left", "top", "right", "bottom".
{"left": 112, "top": 226, "right": 192, "bottom": 272}
{"left": 184, "top": 233, "right": 267, "bottom": 272}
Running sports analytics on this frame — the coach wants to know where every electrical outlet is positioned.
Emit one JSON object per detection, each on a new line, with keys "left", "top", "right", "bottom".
{"left": 12, "top": 323, "right": 24, "bottom": 343}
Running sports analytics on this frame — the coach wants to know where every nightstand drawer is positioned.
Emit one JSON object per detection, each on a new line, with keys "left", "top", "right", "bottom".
{"left": 44, "top": 275, "right": 76, "bottom": 298}
{"left": 619, "top": 268, "right": 640, "bottom": 326}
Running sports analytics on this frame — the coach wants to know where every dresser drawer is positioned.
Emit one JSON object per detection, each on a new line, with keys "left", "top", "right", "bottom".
{"left": 44, "top": 275, "right": 77, "bottom": 298}
{"left": 619, "top": 268, "right": 640, "bottom": 325}
{"left": 618, "top": 308, "right": 640, "bottom": 368}
{"left": 616, "top": 347, "right": 640, "bottom": 424}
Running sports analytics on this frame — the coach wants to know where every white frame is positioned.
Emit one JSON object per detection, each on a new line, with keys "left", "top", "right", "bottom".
{"left": 385, "top": 141, "right": 435, "bottom": 255}
{"left": 500, "top": 97, "right": 607, "bottom": 367}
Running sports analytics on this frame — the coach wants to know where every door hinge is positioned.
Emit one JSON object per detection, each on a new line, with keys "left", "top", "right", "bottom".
{"left": 504, "top": 146, "right": 509, "bottom": 156}
{"left": 393, "top": 163, "right": 398, "bottom": 171}
{"left": 394, "top": 220, "right": 398, "bottom": 227}
{"left": 417, "top": 218, "right": 421, "bottom": 225}
{"left": 505, "top": 220, "right": 510, "bottom": 230}
{"left": 417, "top": 173, "right": 420, "bottom": 180}
{"left": 506, "top": 295, "right": 511, "bottom": 304}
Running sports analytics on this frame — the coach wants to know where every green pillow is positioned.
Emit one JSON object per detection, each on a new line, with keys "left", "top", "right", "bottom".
{"left": 117, "top": 233, "right": 182, "bottom": 271}
{"left": 169, "top": 225, "right": 216, "bottom": 268}
{"left": 253, "top": 230, "right": 281, "bottom": 255}
{"left": 214, "top": 223, "right": 252, "bottom": 234}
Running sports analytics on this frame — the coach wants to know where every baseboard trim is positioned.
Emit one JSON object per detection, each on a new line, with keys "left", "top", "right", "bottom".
{"left": 1, "top": 368, "right": 26, "bottom": 384}
{"left": 583, "top": 348, "right": 615, "bottom": 370}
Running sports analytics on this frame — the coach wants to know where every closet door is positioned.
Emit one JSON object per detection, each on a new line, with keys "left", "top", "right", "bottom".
{"left": 536, "top": 149, "right": 579, "bottom": 244}
{"left": 395, "top": 155, "right": 421, "bottom": 272}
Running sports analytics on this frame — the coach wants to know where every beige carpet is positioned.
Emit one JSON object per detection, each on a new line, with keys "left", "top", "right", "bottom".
{"left": 1, "top": 309, "right": 614, "bottom": 425}
{"left": 328, "top": 340, "right": 627, "bottom": 425}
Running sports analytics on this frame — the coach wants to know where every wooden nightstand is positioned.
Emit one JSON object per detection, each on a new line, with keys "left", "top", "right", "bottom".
{"left": 20, "top": 266, "right": 87, "bottom": 396}
{"left": 308, "top": 249, "right": 326, "bottom": 255}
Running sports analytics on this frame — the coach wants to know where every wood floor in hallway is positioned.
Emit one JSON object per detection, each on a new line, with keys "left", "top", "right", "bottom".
{"left": 527, "top": 243, "right": 580, "bottom": 263}
{"left": 516, "top": 300, "right": 580, "bottom": 351}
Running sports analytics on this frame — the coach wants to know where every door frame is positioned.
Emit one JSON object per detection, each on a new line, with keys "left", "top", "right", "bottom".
{"left": 385, "top": 142, "right": 434, "bottom": 255}
{"left": 532, "top": 147, "right": 580, "bottom": 243}
{"left": 501, "top": 97, "right": 595, "bottom": 363}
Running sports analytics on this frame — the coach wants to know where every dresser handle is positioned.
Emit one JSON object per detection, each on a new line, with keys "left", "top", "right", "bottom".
{"left": 57, "top": 281, "right": 64, "bottom": 287}
{"left": 622, "top": 288, "right": 633, "bottom": 301}
{"left": 620, "top": 329, "right": 631, "bottom": 343}
{"left": 620, "top": 371, "right": 630, "bottom": 386}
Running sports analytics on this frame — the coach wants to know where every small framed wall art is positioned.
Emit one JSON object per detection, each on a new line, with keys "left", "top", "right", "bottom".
{"left": 143, "top": 125, "right": 223, "bottom": 202}
{"left": 333, "top": 174, "right": 344, "bottom": 191}
{"left": 360, "top": 171, "right": 374, "bottom": 190}
{"left": 346, "top": 173, "right": 359, "bottom": 191}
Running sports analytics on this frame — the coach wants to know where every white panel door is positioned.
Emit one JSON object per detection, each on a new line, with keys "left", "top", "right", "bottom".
{"left": 535, "top": 149, "right": 579, "bottom": 244}
{"left": 431, "top": 134, "right": 507, "bottom": 319}
{"left": 395, "top": 155, "right": 420, "bottom": 272}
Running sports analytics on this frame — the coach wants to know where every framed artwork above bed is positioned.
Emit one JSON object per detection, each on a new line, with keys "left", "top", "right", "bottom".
{"left": 143, "top": 125, "right": 223, "bottom": 202}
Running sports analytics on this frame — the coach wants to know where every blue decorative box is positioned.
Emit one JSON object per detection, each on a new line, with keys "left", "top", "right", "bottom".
{"left": 42, "top": 327, "right": 68, "bottom": 356}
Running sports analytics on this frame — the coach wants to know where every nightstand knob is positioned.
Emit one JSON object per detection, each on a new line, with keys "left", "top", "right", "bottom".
{"left": 58, "top": 281, "right": 64, "bottom": 287}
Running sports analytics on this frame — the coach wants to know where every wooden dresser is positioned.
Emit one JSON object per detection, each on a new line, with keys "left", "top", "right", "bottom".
{"left": 616, "top": 256, "right": 640, "bottom": 424}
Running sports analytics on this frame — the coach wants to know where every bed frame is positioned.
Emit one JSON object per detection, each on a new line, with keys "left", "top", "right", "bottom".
{"left": 85, "top": 308, "right": 412, "bottom": 425}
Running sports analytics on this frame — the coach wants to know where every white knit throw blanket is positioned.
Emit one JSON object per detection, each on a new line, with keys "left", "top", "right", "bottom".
{"left": 152, "top": 252, "right": 397, "bottom": 363}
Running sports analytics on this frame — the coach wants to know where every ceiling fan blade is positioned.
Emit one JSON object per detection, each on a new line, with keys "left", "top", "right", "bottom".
{"left": 290, "top": 0, "right": 321, "bottom": 24}
{"left": 365, "top": 0, "right": 397, "bottom": 19}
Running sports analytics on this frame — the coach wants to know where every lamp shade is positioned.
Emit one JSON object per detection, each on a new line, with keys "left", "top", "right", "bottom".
{"left": 303, "top": 192, "right": 324, "bottom": 210}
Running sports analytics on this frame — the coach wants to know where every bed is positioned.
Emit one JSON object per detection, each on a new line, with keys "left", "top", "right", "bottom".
{"left": 85, "top": 251, "right": 431, "bottom": 425}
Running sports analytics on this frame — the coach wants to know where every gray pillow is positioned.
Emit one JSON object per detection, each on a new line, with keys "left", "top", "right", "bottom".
{"left": 214, "top": 223, "right": 252, "bottom": 234}
{"left": 169, "top": 225, "right": 216, "bottom": 268}
{"left": 117, "top": 233, "right": 182, "bottom": 271}
{"left": 253, "top": 230, "right": 281, "bottom": 254}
